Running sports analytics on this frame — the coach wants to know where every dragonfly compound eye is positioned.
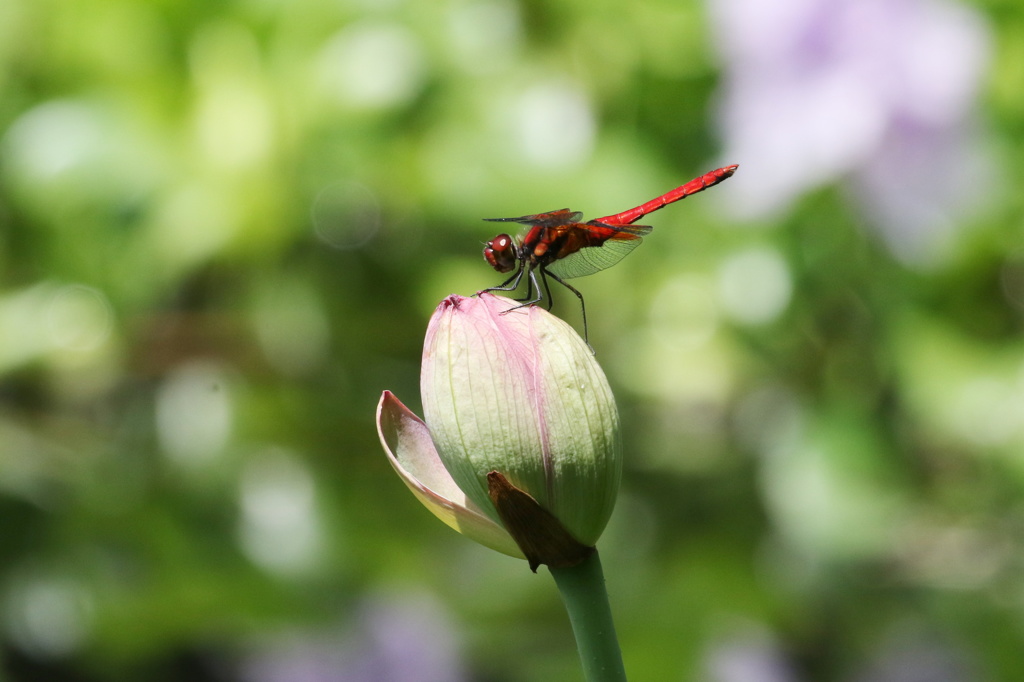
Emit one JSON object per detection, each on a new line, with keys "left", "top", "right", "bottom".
{"left": 484, "top": 234, "right": 517, "bottom": 273}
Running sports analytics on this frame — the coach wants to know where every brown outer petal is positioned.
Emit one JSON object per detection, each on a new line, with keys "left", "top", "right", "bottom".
{"left": 487, "top": 471, "right": 594, "bottom": 572}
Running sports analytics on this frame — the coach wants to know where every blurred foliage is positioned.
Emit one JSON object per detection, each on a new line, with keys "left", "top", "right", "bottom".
{"left": 2, "top": 0, "right": 1024, "bottom": 680}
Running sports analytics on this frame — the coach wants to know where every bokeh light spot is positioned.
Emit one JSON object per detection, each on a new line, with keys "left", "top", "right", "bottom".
{"left": 251, "top": 278, "right": 330, "bottom": 377}
{"left": 948, "top": 376, "right": 1024, "bottom": 446}
{"left": 153, "top": 183, "right": 239, "bottom": 268}
{"left": 3, "top": 575, "right": 92, "bottom": 659}
{"left": 2, "top": 100, "right": 105, "bottom": 184}
{"left": 238, "top": 449, "right": 323, "bottom": 576}
{"left": 510, "top": 79, "right": 595, "bottom": 169}
{"left": 649, "top": 273, "right": 719, "bottom": 350}
{"left": 189, "top": 23, "right": 273, "bottom": 169}
{"left": 44, "top": 284, "right": 114, "bottom": 353}
{"left": 717, "top": 246, "right": 792, "bottom": 325}
{"left": 316, "top": 22, "right": 426, "bottom": 109}
{"left": 156, "top": 361, "right": 233, "bottom": 467}
{"left": 311, "top": 181, "right": 381, "bottom": 250}
{"left": 447, "top": 0, "right": 521, "bottom": 74}
{"left": 195, "top": 85, "right": 273, "bottom": 169}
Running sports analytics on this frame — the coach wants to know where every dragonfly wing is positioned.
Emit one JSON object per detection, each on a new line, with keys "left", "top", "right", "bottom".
{"left": 484, "top": 209, "right": 583, "bottom": 228}
{"left": 546, "top": 222, "right": 652, "bottom": 279}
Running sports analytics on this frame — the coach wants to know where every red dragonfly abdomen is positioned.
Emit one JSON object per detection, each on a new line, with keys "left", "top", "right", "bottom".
{"left": 594, "top": 164, "right": 738, "bottom": 226}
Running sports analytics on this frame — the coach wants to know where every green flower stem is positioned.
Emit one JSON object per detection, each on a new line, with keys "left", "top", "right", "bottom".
{"left": 549, "top": 551, "right": 627, "bottom": 682}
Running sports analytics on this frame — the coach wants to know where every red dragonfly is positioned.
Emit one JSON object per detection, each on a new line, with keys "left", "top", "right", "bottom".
{"left": 481, "top": 164, "right": 738, "bottom": 341}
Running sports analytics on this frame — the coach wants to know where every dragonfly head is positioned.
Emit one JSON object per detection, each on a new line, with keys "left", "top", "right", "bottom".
{"left": 484, "top": 233, "right": 518, "bottom": 273}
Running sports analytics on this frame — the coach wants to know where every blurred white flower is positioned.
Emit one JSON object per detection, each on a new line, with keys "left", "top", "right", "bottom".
{"left": 711, "top": 0, "right": 992, "bottom": 262}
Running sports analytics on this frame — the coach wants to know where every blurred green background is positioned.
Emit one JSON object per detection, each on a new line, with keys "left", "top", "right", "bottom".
{"left": 2, "top": 0, "right": 1024, "bottom": 680}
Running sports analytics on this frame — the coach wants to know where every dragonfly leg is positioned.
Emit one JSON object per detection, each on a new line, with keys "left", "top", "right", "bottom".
{"left": 522, "top": 268, "right": 543, "bottom": 306}
{"left": 499, "top": 267, "right": 543, "bottom": 314}
{"left": 479, "top": 263, "right": 540, "bottom": 305}
{"left": 478, "top": 263, "right": 524, "bottom": 295}
{"left": 544, "top": 269, "right": 588, "bottom": 344}
{"left": 536, "top": 267, "right": 555, "bottom": 311}
{"left": 519, "top": 265, "right": 536, "bottom": 303}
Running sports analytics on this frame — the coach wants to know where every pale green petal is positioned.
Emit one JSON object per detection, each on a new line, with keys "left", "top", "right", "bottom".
{"left": 531, "top": 309, "right": 621, "bottom": 544}
{"left": 376, "top": 391, "right": 524, "bottom": 559}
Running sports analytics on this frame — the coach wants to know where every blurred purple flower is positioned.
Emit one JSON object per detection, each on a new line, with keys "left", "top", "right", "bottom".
{"left": 702, "top": 628, "right": 799, "bottom": 682}
{"left": 240, "top": 592, "right": 467, "bottom": 682}
{"left": 710, "top": 0, "right": 992, "bottom": 262}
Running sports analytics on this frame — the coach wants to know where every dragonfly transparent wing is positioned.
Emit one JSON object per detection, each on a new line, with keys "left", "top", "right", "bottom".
{"left": 547, "top": 222, "right": 653, "bottom": 280}
{"left": 484, "top": 209, "right": 583, "bottom": 229}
